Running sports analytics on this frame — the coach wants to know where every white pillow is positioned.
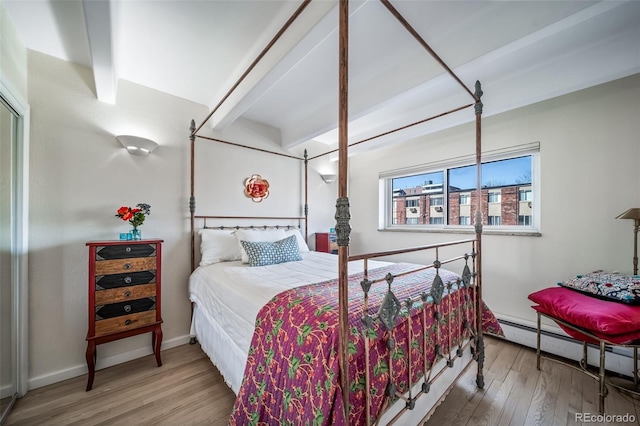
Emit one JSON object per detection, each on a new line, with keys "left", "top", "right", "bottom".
{"left": 199, "top": 229, "right": 242, "bottom": 266}
{"left": 284, "top": 228, "right": 310, "bottom": 252}
{"left": 235, "top": 229, "right": 287, "bottom": 263}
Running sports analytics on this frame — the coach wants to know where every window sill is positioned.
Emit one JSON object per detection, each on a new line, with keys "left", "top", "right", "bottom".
{"left": 379, "top": 226, "right": 541, "bottom": 237}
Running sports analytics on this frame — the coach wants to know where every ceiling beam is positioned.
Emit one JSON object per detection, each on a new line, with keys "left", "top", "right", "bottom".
{"left": 82, "top": 0, "right": 117, "bottom": 104}
{"left": 288, "top": 0, "right": 639, "bottom": 151}
{"left": 210, "top": 0, "right": 341, "bottom": 132}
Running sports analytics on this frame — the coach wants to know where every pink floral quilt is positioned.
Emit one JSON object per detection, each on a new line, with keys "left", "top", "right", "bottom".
{"left": 230, "top": 263, "right": 502, "bottom": 425}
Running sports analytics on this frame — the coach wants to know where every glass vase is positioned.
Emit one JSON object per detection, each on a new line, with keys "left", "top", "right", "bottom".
{"left": 131, "top": 227, "right": 142, "bottom": 240}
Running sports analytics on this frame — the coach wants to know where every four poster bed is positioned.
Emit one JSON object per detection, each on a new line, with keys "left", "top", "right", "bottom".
{"left": 187, "top": 1, "right": 502, "bottom": 424}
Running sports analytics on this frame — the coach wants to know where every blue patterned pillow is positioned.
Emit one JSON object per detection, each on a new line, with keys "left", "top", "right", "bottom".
{"left": 558, "top": 270, "right": 640, "bottom": 305}
{"left": 240, "top": 235, "right": 302, "bottom": 267}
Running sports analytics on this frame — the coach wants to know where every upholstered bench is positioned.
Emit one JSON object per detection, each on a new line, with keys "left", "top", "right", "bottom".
{"left": 529, "top": 282, "right": 640, "bottom": 414}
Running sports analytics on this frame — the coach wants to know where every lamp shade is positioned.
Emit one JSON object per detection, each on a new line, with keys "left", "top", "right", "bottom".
{"left": 321, "top": 174, "right": 337, "bottom": 184}
{"left": 616, "top": 208, "right": 640, "bottom": 220}
{"left": 117, "top": 135, "right": 158, "bottom": 156}
{"left": 617, "top": 207, "right": 640, "bottom": 275}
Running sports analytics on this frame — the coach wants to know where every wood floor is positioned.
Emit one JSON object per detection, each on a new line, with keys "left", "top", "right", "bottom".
{"left": 5, "top": 336, "right": 640, "bottom": 425}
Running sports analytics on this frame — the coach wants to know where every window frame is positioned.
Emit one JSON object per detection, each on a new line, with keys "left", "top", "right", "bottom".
{"left": 379, "top": 143, "right": 540, "bottom": 235}
{"left": 488, "top": 191, "right": 501, "bottom": 203}
{"left": 429, "top": 217, "right": 444, "bottom": 225}
{"left": 519, "top": 189, "right": 532, "bottom": 202}
{"left": 430, "top": 196, "right": 444, "bottom": 206}
{"left": 518, "top": 215, "right": 532, "bottom": 226}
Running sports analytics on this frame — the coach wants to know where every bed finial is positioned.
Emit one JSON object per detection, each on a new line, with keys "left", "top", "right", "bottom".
{"left": 474, "top": 210, "right": 483, "bottom": 234}
{"left": 335, "top": 197, "right": 351, "bottom": 246}
{"left": 190, "top": 119, "right": 196, "bottom": 139}
{"left": 474, "top": 81, "right": 483, "bottom": 115}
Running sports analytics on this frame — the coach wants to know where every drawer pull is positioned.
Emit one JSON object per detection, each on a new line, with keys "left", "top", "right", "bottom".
{"left": 125, "top": 247, "right": 132, "bottom": 253}
{"left": 124, "top": 263, "right": 131, "bottom": 270}
{"left": 124, "top": 304, "right": 132, "bottom": 313}
{"left": 125, "top": 319, "right": 132, "bottom": 326}
{"left": 124, "top": 276, "right": 132, "bottom": 284}
{"left": 124, "top": 291, "right": 131, "bottom": 297}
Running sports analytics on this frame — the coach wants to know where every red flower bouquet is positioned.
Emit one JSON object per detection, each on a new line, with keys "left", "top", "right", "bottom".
{"left": 115, "top": 203, "right": 151, "bottom": 228}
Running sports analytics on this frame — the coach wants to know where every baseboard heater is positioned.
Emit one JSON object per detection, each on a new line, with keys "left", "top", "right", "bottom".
{"left": 499, "top": 318, "right": 618, "bottom": 353}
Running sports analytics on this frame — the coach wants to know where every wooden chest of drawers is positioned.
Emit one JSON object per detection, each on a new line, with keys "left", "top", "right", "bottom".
{"left": 85, "top": 239, "right": 163, "bottom": 391}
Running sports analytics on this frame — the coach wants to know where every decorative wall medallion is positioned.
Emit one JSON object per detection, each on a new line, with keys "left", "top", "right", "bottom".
{"left": 244, "top": 174, "right": 270, "bottom": 202}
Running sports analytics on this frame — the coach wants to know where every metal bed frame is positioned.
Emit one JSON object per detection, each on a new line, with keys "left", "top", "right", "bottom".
{"left": 187, "top": 1, "right": 486, "bottom": 423}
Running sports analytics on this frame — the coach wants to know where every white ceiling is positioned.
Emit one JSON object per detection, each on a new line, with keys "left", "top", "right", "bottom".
{"left": 3, "top": 0, "right": 640, "bottom": 154}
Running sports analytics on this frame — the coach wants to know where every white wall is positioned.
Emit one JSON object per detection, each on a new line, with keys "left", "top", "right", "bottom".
{"left": 26, "top": 51, "right": 198, "bottom": 387}
{"left": 297, "top": 141, "right": 343, "bottom": 248}
{"left": 348, "top": 73, "right": 640, "bottom": 330}
{"left": 25, "top": 51, "right": 335, "bottom": 389}
{"left": 0, "top": 2, "right": 27, "bottom": 99}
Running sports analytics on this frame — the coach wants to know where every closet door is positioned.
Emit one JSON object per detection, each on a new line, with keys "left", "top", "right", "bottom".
{"left": 0, "top": 97, "right": 18, "bottom": 422}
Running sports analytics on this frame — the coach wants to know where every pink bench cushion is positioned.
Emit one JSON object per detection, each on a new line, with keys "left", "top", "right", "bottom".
{"left": 529, "top": 287, "right": 640, "bottom": 345}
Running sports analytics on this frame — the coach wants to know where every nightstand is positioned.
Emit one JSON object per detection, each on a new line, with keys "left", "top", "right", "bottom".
{"left": 85, "top": 239, "right": 163, "bottom": 391}
{"left": 316, "top": 232, "right": 338, "bottom": 254}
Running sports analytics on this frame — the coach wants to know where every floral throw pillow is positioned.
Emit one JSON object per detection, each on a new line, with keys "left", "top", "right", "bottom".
{"left": 558, "top": 270, "right": 640, "bottom": 305}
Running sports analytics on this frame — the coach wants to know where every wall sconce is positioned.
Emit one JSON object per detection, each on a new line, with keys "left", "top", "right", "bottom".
{"left": 321, "top": 174, "right": 337, "bottom": 184}
{"left": 616, "top": 208, "right": 640, "bottom": 275}
{"left": 117, "top": 135, "right": 158, "bottom": 156}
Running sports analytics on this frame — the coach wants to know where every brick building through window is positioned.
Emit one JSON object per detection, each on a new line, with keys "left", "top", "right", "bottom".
{"left": 393, "top": 183, "right": 532, "bottom": 226}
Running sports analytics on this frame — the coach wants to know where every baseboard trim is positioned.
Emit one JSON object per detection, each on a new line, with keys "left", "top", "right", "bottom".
{"left": 496, "top": 315, "right": 636, "bottom": 378}
{"left": 28, "top": 335, "right": 191, "bottom": 391}
{"left": 27, "top": 317, "right": 638, "bottom": 391}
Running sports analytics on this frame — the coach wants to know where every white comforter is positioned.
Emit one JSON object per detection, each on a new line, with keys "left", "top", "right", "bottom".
{"left": 188, "top": 251, "right": 390, "bottom": 392}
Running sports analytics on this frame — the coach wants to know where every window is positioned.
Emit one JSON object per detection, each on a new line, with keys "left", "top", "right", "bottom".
{"left": 382, "top": 144, "right": 539, "bottom": 232}
{"left": 519, "top": 189, "right": 532, "bottom": 202}
{"left": 518, "top": 215, "right": 531, "bottom": 226}
{"left": 392, "top": 197, "right": 399, "bottom": 224}
{"left": 488, "top": 216, "right": 501, "bottom": 225}
{"left": 488, "top": 191, "right": 501, "bottom": 203}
